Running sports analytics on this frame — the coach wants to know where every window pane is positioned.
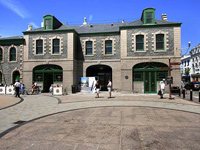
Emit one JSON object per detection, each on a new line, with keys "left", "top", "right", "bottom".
{"left": 136, "top": 43, "right": 144, "bottom": 50}
{"left": 36, "top": 40, "right": 43, "bottom": 54}
{"left": 157, "top": 71, "right": 168, "bottom": 81}
{"left": 10, "top": 47, "right": 16, "bottom": 61}
{"left": 156, "top": 42, "right": 164, "bottom": 50}
{"left": 53, "top": 39, "right": 60, "bottom": 54}
{"left": 156, "top": 34, "right": 164, "bottom": 42}
{"left": 146, "top": 12, "right": 152, "bottom": 23}
{"left": 86, "top": 41, "right": 93, "bottom": 55}
{"left": 146, "top": 12, "right": 152, "bottom": 18}
{"left": 105, "top": 40, "right": 112, "bottom": 54}
{"left": 136, "top": 35, "right": 143, "bottom": 42}
{"left": 136, "top": 35, "right": 144, "bottom": 51}
{"left": 46, "top": 19, "right": 51, "bottom": 29}
{"left": 156, "top": 34, "right": 164, "bottom": 50}
{"left": 54, "top": 73, "right": 63, "bottom": 82}
{"left": 0, "top": 48, "right": 2, "bottom": 61}
{"left": 134, "top": 72, "right": 143, "bottom": 81}
{"left": 0, "top": 72, "right": 2, "bottom": 83}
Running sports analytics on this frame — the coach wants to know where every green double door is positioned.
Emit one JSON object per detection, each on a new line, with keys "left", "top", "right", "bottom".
{"left": 144, "top": 72, "right": 156, "bottom": 93}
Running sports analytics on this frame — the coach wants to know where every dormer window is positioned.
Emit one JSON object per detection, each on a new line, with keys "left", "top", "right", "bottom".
{"left": 141, "top": 8, "right": 155, "bottom": 24}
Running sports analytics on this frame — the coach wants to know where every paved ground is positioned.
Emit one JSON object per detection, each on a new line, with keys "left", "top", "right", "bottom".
{"left": 0, "top": 92, "right": 200, "bottom": 150}
{"left": 0, "top": 95, "right": 21, "bottom": 110}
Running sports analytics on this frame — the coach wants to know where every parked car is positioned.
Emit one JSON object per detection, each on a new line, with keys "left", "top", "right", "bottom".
{"left": 184, "top": 82, "right": 200, "bottom": 91}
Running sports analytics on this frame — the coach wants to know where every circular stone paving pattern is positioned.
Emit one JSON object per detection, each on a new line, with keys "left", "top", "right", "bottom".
{"left": 0, "top": 107, "right": 200, "bottom": 150}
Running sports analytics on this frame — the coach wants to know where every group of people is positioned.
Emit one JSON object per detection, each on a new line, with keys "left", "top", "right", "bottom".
{"left": 93, "top": 79, "right": 112, "bottom": 98}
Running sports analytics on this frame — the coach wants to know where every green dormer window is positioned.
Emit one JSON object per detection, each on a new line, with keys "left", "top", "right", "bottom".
{"left": 142, "top": 8, "right": 155, "bottom": 24}
{"left": 43, "top": 15, "right": 53, "bottom": 30}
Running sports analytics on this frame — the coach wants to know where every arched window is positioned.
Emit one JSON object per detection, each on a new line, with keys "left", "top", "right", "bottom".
{"left": 136, "top": 35, "right": 144, "bottom": 51}
{"left": 53, "top": 39, "right": 60, "bottom": 54}
{"left": 105, "top": 40, "right": 112, "bottom": 54}
{"left": 36, "top": 39, "right": 43, "bottom": 54}
{"left": 86, "top": 41, "right": 93, "bottom": 55}
{"left": 0, "top": 47, "right": 2, "bottom": 62}
{"left": 10, "top": 47, "right": 16, "bottom": 61}
{"left": 156, "top": 34, "right": 164, "bottom": 50}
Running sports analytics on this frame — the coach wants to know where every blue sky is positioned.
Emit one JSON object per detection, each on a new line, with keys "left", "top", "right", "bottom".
{"left": 0, "top": 0, "right": 199, "bottom": 54}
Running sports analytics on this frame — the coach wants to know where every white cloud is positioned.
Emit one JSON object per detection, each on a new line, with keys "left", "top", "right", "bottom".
{"left": 29, "top": 22, "right": 39, "bottom": 28}
{"left": 0, "top": 0, "right": 30, "bottom": 19}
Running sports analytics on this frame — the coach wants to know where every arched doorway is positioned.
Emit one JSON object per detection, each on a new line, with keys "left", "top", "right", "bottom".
{"left": 133, "top": 62, "right": 168, "bottom": 93}
{"left": 86, "top": 65, "right": 112, "bottom": 91}
{"left": 12, "top": 71, "right": 20, "bottom": 84}
{"left": 33, "top": 65, "right": 63, "bottom": 92}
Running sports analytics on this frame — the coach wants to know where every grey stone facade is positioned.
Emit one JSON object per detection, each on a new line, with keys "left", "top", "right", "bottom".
{"left": 0, "top": 45, "right": 22, "bottom": 84}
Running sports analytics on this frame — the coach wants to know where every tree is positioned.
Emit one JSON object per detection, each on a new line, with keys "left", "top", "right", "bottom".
{"left": 185, "top": 67, "right": 190, "bottom": 76}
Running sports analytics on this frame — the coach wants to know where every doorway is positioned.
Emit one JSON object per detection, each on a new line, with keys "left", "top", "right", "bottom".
{"left": 86, "top": 65, "right": 112, "bottom": 91}
{"left": 44, "top": 73, "right": 53, "bottom": 92}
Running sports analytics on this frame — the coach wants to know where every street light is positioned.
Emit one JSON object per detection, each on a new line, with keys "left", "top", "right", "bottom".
{"left": 176, "top": 41, "right": 191, "bottom": 56}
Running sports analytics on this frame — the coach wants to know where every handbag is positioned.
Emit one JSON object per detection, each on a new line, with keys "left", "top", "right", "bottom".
{"left": 158, "top": 90, "right": 161, "bottom": 95}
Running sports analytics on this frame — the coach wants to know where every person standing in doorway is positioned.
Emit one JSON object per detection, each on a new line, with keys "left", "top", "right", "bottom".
{"left": 14, "top": 80, "right": 21, "bottom": 98}
{"left": 159, "top": 79, "right": 166, "bottom": 99}
{"left": 95, "top": 80, "right": 101, "bottom": 98}
{"left": 107, "top": 79, "right": 112, "bottom": 98}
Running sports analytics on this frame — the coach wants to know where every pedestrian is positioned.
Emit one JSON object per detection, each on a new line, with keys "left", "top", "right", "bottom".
{"left": 181, "top": 80, "right": 184, "bottom": 89}
{"left": 159, "top": 79, "right": 166, "bottom": 99}
{"left": 14, "top": 80, "right": 21, "bottom": 98}
{"left": 107, "top": 79, "right": 112, "bottom": 98}
{"left": 95, "top": 80, "right": 101, "bottom": 98}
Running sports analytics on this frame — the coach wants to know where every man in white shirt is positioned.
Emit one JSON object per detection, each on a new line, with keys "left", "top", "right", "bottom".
{"left": 159, "top": 79, "right": 165, "bottom": 99}
{"left": 107, "top": 79, "right": 112, "bottom": 98}
{"left": 14, "top": 80, "right": 21, "bottom": 98}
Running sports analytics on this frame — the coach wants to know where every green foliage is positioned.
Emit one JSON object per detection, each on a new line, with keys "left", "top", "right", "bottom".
{"left": 185, "top": 67, "right": 190, "bottom": 76}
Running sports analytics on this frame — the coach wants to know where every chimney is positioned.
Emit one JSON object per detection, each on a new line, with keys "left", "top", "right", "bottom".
{"left": 122, "top": 20, "right": 124, "bottom": 23}
{"left": 83, "top": 17, "right": 87, "bottom": 25}
{"left": 161, "top": 14, "right": 167, "bottom": 21}
{"left": 27, "top": 25, "right": 32, "bottom": 31}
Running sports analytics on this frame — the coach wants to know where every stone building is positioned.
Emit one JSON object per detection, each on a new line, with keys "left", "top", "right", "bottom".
{"left": 0, "top": 7, "right": 182, "bottom": 93}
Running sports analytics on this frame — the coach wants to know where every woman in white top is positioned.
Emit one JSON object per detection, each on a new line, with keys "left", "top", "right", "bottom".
{"left": 107, "top": 79, "right": 112, "bottom": 98}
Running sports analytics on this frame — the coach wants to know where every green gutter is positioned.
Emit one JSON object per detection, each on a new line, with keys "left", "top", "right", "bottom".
{"left": 120, "top": 23, "right": 182, "bottom": 29}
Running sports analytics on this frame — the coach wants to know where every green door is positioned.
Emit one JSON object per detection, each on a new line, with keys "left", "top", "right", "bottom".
{"left": 144, "top": 72, "right": 156, "bottom": 93}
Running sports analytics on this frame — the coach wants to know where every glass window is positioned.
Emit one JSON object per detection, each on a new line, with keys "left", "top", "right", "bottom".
{"left": 53, "top": 39, "right": 60, "bottom": 54}
{"left": 34, "top": 73, "right": 43, "bottom": 82}
{"left": 134, "top": 72, "right": 143, "bottom": 81}
{"left": 146, "top": 12, "right": 153, "bottom": 23}
{"left": 105, "top": 40, "right": 112, "bottom": 54}
{"left": 0, "top": 48, "right": 2, "bottom": 61}
{"left": 86, "top": 41, "right": 93, "bottom": 55}
{"left": 156, "top": 34, "right": 164, "bottom": 50}
{"left": 136, "top": 35, "right": 144, "bottom": 51}
{"left": 45, "top": 19, "right": 51, "bottom": 29}
{"left": 157, "top": 71, "right": 168, "bottom": 81}
{"left": 10, "top": 47, "right": 16, "bottom": 61}
{"left": 54, "top": 73, "right": 63, "bottom": 82}
{"left": 36, "top": 40, "right": 43, "bottom": 54}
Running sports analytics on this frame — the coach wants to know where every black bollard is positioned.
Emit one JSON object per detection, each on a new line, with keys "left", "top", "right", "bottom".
{"left": 199, "top": 90, "right": 200, "bottom": 103}
{"left": 183, "top": 89, "right": 185, "bottom": 99}
{"left": 190, "top": 89, "right": 193, "bottom": 101}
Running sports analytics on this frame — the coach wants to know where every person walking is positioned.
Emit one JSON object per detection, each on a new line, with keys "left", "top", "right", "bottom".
{"left": 14, "top": 80, "right": 21, "bottom": 98}
{"left": 107, "top": 79, "right": 112, "bottom": 98}
{"left": 159, "top": 79, "right": 166, "bottom": 99}
{"left": 95, "top": 80, "right": 101, "bottom": 98}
